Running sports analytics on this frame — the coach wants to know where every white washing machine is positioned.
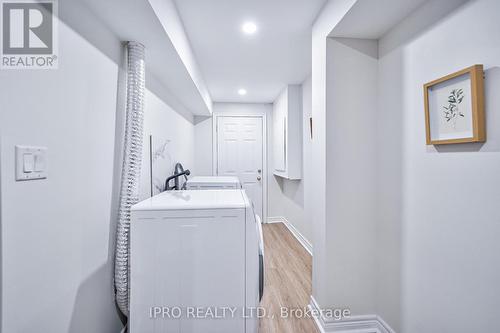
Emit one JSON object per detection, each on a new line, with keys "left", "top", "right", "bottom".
{"left": 185, "top": 176, "right": 241, "bottom": 190}
{"left": 185, "top": 176, "right": 263, "bottom": 295}
{"left": 129, "top": 189, "right": 263, "bottom": 333}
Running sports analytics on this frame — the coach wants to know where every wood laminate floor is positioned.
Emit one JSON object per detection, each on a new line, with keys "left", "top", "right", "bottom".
{"left": 258, "top": 223, "right": 319, "bottom": 333}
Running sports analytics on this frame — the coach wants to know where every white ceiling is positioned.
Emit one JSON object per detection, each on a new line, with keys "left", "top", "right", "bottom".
{"left": 174, "top": 0, "right": 327, "bottom": 103}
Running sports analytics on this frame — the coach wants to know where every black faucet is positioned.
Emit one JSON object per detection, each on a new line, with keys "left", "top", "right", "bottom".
{"left": 165, "top": 163, "right": 190, "bottom": 191}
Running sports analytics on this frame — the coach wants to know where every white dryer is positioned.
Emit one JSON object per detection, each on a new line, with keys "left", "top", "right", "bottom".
{"left": 130, "top": 189, "right": 262, "bottom": 333}
{"left": 185, "top": 176, "right": 241, "bottom": 190}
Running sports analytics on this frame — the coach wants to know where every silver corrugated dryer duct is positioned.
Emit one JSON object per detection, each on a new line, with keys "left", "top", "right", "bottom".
{"left": 115, "top": 41, "right": 146, "bottom": 316}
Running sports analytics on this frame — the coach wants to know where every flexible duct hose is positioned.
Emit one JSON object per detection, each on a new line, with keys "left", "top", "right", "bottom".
{"left": 115, "top": 41, "right": 146, "bottom": 316}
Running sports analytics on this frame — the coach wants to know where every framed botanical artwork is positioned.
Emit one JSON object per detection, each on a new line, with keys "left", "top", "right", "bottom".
{"left": 423, "top": 65, "right": 485, "bottom": 145}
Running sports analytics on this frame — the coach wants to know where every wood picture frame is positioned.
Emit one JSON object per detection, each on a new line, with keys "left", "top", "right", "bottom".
{"left": 423, "top": 64, "right": 485, "bottom": 145}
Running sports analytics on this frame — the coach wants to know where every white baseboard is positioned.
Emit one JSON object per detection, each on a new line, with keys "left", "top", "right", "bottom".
{"left": 266, "top": 216, "right": 284, "bottom": 224}
{"left": 309, "top": 296, "right": 395, "bottom": 333}
{"left": 266, "top": 216, "right": 313, "bottom": 255}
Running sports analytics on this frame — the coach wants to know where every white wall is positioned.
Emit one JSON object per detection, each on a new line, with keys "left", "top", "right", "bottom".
{"left": 139, "top": 90, "right": 196, "bottom": 200}
{"left": 314, "top": 0, "right": 500, "bottom": 330}
{"left": 193, "top": 116, "right": 213, "bottom": 176}
{"left": 324, "top": 37, "right": 379, "bottom": 314}
{"left": 379, "top": 0, "right": 500, "bottom": 331}
{"left": 310, "top": 0, "right": 358, "bottom": 309}
{"left": 376, "top": 36, "right": 404, "bottom": 332}
{"left": 311, "top": 2, "right": 500, "bottom": 331}
{"left": 0, "top": 18, "right": 123, "bottom": 333}
{"left": 268, "top": 76, "right": 313, "bottom": 245}
{"left": 0, "top": 12, "right": 197, "bottom": 333}
{"left": 301, "top": 76, "right": 313, "bottom": 243}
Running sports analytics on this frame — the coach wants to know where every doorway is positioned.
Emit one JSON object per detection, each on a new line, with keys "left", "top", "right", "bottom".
{"left": 213, "top": 115, "right": 267, "bottom": 220}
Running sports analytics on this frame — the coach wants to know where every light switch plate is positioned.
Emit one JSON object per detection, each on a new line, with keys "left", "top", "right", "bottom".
{"left": 15, "top": 145, "right": 48, "bottom": 181}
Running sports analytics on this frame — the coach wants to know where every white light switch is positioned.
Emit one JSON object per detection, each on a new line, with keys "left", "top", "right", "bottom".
{"left": 23, "top": 153, "right": 35, "bottom": 172}
{"left": 16, "top": 146, "right": 48, "bottom": 181}
{"left": 34, "top": 152, "right": 46, "bottom": 172}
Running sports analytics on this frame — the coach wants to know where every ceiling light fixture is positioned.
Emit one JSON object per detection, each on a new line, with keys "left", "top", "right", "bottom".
{"left": 242, "top": 21, "right": 257, "bottom": 35}
{"left": 238, "top": 88, "right": 247, "bottom": 96}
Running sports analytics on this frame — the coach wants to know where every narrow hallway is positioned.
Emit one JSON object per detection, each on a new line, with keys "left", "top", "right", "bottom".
{"left": 259, "top": 223, "right": 318, "bottom": 333}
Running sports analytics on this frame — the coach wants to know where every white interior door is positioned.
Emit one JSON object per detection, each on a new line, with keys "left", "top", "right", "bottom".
{"left": 217, "top": 116, "right": 264, "bottom": 218}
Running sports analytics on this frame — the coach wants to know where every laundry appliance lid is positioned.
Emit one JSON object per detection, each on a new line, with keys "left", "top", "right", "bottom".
{"left": 132, "top": 189, "right": 248, "bottom": 211}
{"left": 186, "top": 176, "right": 240, "bottom": 184}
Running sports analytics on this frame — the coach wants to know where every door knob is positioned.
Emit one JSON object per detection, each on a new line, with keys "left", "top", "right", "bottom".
{"left": 257, "top": 169, "right": 262, "bottom": 173}
{"left": 257, "top": 176, "right": 262, "bottom": 181}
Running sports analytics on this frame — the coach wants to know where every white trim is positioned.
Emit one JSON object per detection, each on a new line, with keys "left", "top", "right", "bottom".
{"left": 212, "top": 113, "right": 268, "bottom": 223}
{"left": 266, "top": 216, "right": 313, "bottom": 256}
{"left": 266, "top": 216, "right": 284, "bottom": 224}
{"left": 309, "top": 296, "right": 395, "bottom": 333}
{"left": 282, "top": 217, "right": 313, "bottom": 256}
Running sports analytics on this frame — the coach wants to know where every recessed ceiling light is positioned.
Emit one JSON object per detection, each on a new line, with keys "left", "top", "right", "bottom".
{"left": 242, "top": 21, "right": 257, "bottom": 35}
{"left": 238, "top": 88, "right": 247, "bottom": 96}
